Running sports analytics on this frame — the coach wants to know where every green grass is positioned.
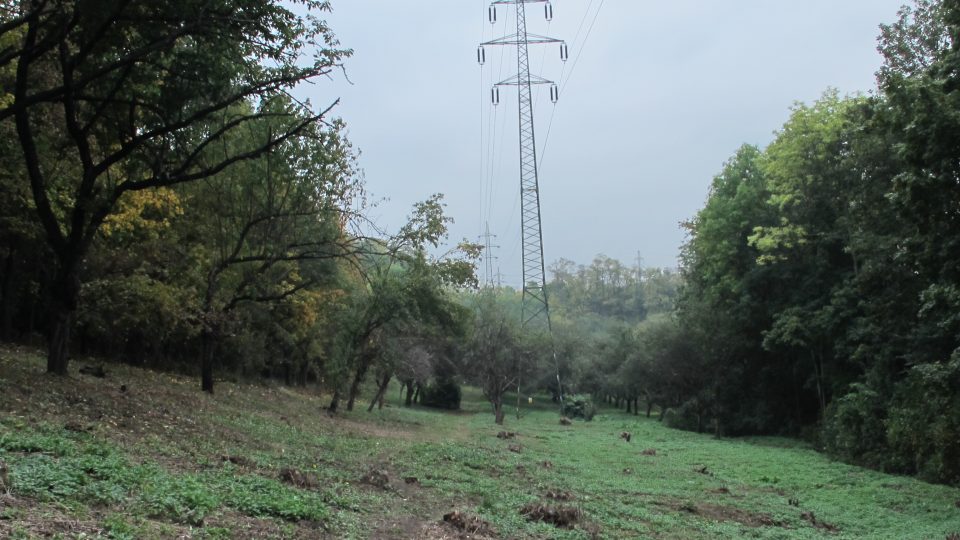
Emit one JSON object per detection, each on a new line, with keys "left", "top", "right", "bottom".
{"left": 1, "top": 347, "right": 959, "bottom": 538}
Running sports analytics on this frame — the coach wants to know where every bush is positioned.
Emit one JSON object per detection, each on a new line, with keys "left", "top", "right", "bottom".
{"left": 822, "top": 383, "right": 888, "bottom": 466}
{"left": 886, "top": 357, "right": 960, "bottom": 485}
{"left": 662, "top": 399, "right": 709, "bottom": 432}
{"left": 421, "top": 378, "right": 461, "bottom": 410}
{"left": 561, "top": 395, "right": 595, "bottom": 421}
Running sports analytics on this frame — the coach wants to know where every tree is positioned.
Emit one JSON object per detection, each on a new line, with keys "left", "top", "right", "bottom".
{"left": 176, "top": 98, "right": 361, "bottom": 393}
{"left": 0, "top": 0, "right": 349, "bottom": 374}
{"left": 464, "top": 293, "right": 537, "bottom": 425}
{"left": 324, "top": 195, "right": 478, "bottom": 413}
{"left": 877, "top": 0, "right": 949, "bottom": 86}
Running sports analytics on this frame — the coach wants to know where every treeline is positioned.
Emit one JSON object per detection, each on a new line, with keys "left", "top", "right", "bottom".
{"left": 595, "top": 1, "right": 959, "bottom": 485}
{"left": 0, "top": 0, "right": 480, "bottom": 412}
{"left": 547, "top": 255, "right": 679, "bottom": 325}
{"left": 458, "top": 256, "right": 682, "bottom": 421}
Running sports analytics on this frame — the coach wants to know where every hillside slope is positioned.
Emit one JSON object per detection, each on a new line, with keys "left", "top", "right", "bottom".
{"left": 1, "top": 346, "right": 958, "bottom": 539}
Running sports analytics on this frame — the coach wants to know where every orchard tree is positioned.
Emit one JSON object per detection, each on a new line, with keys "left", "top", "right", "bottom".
{"left": 0, "top": 0, "right": 349, "bottom": 374}
{"left": 464, "top": 293, "right": 538, "bottom": 425}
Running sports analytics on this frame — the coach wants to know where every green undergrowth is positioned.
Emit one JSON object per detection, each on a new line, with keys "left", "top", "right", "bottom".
{"left": 0, "top": 421, "right": 331, "bottom": 526}
{"left": 391, "top": 404, "right": 960, "bottom": 539}
{"left": 1, "top": 348, "right": 960, "bottom": 538}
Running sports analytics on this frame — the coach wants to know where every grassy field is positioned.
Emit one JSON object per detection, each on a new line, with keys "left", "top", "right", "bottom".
{"left": 1, "top": 345, "right": 959, "bottom": 539}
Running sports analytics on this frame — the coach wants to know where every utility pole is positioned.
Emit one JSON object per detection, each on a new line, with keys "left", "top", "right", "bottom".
{"left": 478, "top": 0, "right": 567, "bottom": 330}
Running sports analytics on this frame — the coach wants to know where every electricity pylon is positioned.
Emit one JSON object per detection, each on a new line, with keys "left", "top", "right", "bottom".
{"left": 480, "top": 222, "right": 499, "bottom": 288}
{"left": 478, "top": 0, "right": 567, "bottom": 329}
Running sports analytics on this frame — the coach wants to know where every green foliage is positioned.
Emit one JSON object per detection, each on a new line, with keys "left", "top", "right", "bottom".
{"left": 140, "top": 474, "right": 218, "bottom": 525}
{"left": 2, "top": 429, "right": 153, "bottom": 506}
{"left": 420, "top": 377, "right": 462, "bottom": 410}
{"left": 214, "top": 473, "right": 329, "bottom": 522}
{"left": 102, "top": 514, "right": 139, "bottom": 540}
{"left": 886, "top": 355, "right": 960, "bottom": 484}
{"left": 560, "top": 394, "right": 595, "bottom": 421}
{"left": 666, "top": 1, "right": 960, "bottom": 485}
{"left": 0, "top": 423, "right": 77, "bottom": 456}
{"left": 822, "top": 384, "right": 888, "bottom": 465}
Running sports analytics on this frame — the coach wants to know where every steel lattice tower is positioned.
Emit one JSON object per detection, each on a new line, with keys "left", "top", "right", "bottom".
{"left": 479, "top": 0, "right": 566, "bottom": 329}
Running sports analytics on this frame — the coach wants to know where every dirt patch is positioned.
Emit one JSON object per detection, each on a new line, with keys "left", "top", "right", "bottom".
{"left": 337, "top": 417, "right": 422, "bottom": 442}
{"left": 656, "top": 499, "right": 783, "bottom": 528}
{"left": 694, "top": 465, "right": 713, "bottom": 476}
{"left": 206, "top": 510, "right": 326, "bottom": 539}
{"left": 708, "top": 487, "right": 731, "bottom": 495}
{"left": 421, "top": 521, "right": 498, "bottom": 539}
{"left": 540, "top": 460, "right": 554, "bottom": 469}
{"left": 641, "top": 448, "right": 657, "bottom": 456}
{"left": 801, "top": 511, "right": 840, "bottom": 533}
{"left": 496, "top": 431, "right": 517, "bottom": 439}
{"left": 279, "top": 467, "right": 320, "bottom": 489}
{"left": 221, "top": 454, "right": 256, "bottom": 468}
{"left": 78, "top": 364, "right": 107, "bottom": 378}
{"left": 361, "top": 468, "right": 391, "bottom": 489}
{"left": 545, "top": 490, "right": 575, "bottom": 501}
{"left": 507, "top": 444, "right": 522, "bottom": 453}
{"left": 520, "top": 503, "right": 582, "bottom": 529}
{"left": 442, "top": 510, "right": 496, "bottom": 536}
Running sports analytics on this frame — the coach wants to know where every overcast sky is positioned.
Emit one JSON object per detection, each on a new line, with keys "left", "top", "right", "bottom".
{"left": 304, "top": 1, "right": 907, "bottom": 286}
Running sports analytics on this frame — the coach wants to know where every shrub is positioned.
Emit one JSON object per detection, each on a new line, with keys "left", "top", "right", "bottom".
{"left": 561, "top": 395, "right": 595, "bottom": 421}
{"left": 886, "top": 356, "right": 960, "bottom": 485}
{"left": 822, "top": 383, "right": 888, "bottom": 466}
{"left": 421, "top": 378, "right": 462, "bottom": 410}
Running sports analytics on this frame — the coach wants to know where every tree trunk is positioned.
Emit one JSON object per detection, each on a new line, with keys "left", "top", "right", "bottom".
{"left": 413, "top": 383, "right": 421, "bottom": 404}
{"left": 812, "top": 350, "right": 826, "bottom": 422}
{"left": 201, "top": 330, "right": 215, "bottom": 394}
{"left": 493, "top": 398, "right": 505, "bottom": 425}
{"left": 626, "top": 398, "right": 632, "bottom": 414}
{"left": 646, "top": 401, "right": 653, "bottom": 418}
{"left": 633, "top": 398, "right": 639, "bottom": 416}
{"left": 328, "top": 389, "right": 340, "bottom": 413}
{"left": 0, "top": 247, "right": 15, "bottom": 341}
{"left": 346, "top": 361, "right": 369, "bottom": 412}
{"left": 46, "top": 262, "right": 81, "bottom": 375}
{"left": 298, "top": 362, "right": 309, "bottom": 386}
{"left": 367, "top": 372, "right": 391, "bottom": 412}
{"left": 404, "top": 380, "right": 414, "bottom": 407}
{"left": 47, "top": 304, "right": 72, "bottom": 375}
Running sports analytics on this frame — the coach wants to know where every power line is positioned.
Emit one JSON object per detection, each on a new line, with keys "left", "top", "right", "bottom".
{"left": 538, "top": 0, "right": 606, "bottom": 169}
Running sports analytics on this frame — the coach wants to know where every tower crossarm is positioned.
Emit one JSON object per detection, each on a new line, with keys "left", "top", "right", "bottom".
{"left": 495, "top": 74, "right": 554, "bottom": 87}
{"left": 482, "top": 33, "right": 563, "bottom": 46}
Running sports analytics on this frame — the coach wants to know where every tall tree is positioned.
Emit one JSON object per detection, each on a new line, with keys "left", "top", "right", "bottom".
{"left": 177, "top": 98, "right": 361, "bottom": 393}
{"left": 0, "top": 0, "right": 349, "bottom": 374}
